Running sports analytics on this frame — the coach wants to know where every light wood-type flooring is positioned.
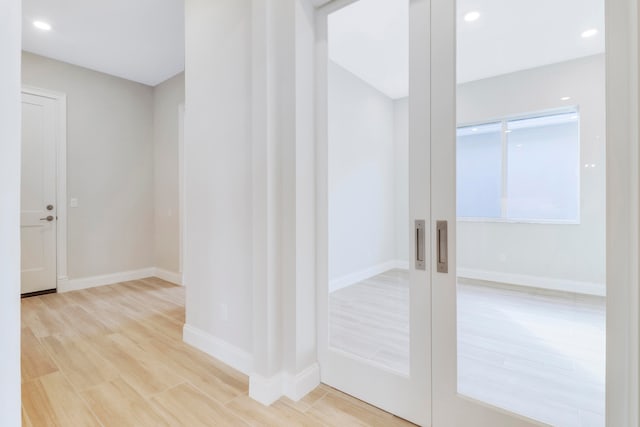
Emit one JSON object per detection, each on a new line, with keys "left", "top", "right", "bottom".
{"left": 21, "top": 277, "right": 415, "bottom": 427}
{"left": 330, "top": 270, "right": 605, "bottom": 427}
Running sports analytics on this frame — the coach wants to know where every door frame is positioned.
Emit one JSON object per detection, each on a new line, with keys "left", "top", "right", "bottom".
{"left": 178, "top": 103, "right": 185, "bottom": 278}
{"left": 604, "top": 0, "right": 639, "bottom": 424}
{"left": 21, "top": 85, "right": 68, "bottom": 289}
{"left": 311, "top": 0, "right": 640, "bottom": 425}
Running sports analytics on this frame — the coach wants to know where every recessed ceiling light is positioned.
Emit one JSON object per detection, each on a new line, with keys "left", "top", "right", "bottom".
{"left": 464, "top": 11, "right": 480, "bottom": 22}
{"left": 471, "top": 127, "right": 478, "bottom": 132}
{"left": 561, "top": 96, "right": 571, "bottom": 101}
{"left": 581, "top": 28, "right": 598, "bottom": 38}
{"left": 33, "top": 20, "right": 52, "bottom": 31}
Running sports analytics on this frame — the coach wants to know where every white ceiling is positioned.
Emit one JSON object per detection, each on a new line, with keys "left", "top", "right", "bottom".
{"left": 329, "top": 0, "right": 409, "bottom": 99}
{"left": 22, "top": 0, "right": 603, "bottom": 91}
{"left": 329, "top": 0, "right": 605, "bottom": 99}
{"left": 22, "top": 0, "right": 185, "bottom": 87}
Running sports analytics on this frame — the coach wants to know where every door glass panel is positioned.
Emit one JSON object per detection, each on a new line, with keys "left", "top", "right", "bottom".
{"left": 457, "top": 122, "right": 502, "bottom": 219}
{"left": 328, "top": 0, "right": 410, "bottom": 375}
{"left": 456, "top": 0, "right": 606, "bottom": 425}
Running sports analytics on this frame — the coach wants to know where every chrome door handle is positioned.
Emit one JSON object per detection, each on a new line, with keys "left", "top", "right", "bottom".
{"left": 415, "top": 220, "right": 426, "bottom": 270}
{"left": 40, "top": 215, "right": 54, "bottom": 222}
{"left": 436, "top": 220, "right": 448, "bottom": 273}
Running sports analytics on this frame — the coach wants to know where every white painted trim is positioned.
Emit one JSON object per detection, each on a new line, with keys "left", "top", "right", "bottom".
{"left": 58, "top": 268, "right": 155, "bottom": 293}
{"left": 395, "top": 260, "right": 410, "bottom": 270}
{"left": 329, "top": 260, "right": 407, "bottom": 293}
{"left": 606, "top": 0, "right": 640, "bottom": 424}
{"left": 249, "top": 373, "right": 284, "bottom": 406}
{"left": 21, "top": 85, "right": 68, "bottom": 291}
{"left": 249, "top": 363, "right": 321, "bottom": 406}
{"left": 457, "top": 268, "right": 606, "bottom": 297}
{"left": 283, "top": 363, "right": 321, "bottom": 401}
{"left": 178, "top": 104, "right": 185, "bottom": 276}
{"left": 154, "top": 268, "right": 182, "bottom": 286}
{"left": 182, "top": 324, "right": 253, "bottom": 375}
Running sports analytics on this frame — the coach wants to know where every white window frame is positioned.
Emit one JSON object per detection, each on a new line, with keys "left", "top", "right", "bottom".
{"left": 457, "top": 106, "right": 581, "bottom": 224}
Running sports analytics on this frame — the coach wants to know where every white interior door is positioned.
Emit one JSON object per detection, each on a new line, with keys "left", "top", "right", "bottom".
{"left": 317, "top": 0, "right": 430, "bottom": 424}
{"left": 21, "top": 92, "right": 58, "bottom": 295}
{"left": 432, "top": 0, "right": 611, "bottom": 425}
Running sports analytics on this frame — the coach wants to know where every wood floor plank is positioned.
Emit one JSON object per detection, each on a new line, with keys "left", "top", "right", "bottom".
{"left": 227, "top": 395, "right": 328, "bottom": 427}
{"left": 22, "top": 371, "right": 102, "bottom": 427}
{"left": 81, "top": 377, "right": 171, "bottom": 427}
{"left": 305, "top": 390, "right": 414, "bottom": 427}
{"left": 89, "top": 333, "right": 184, "bottom": 397}
{"left": 281, "top": 384, "right": 330, "bottom": 413}
{"left": 21, "top": 326, "right": 58, "bottom": 381}
{"left": 41, "top": 335, "right": 119, "bottom": 391}
{"left": 22, "top": 276, "right": 416, "bottom": 427}
{"left": 151, "top": 383, "right": 250, "bottom": 426}
{"left": 137, "top": 335, "right": 248, "bottom": 404}
{"left": 22, "top": 406, "right": 34, "bottom": 427}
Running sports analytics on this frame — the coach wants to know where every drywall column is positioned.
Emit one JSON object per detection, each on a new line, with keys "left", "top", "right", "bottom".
{"left": 184, "top": 0, "right": 317, "bottom": 403}
{"left": 182, "top": 0, "right": 254, "bottom": 370}
{"left": 250, "top": 0, "right": 284, "bottom": 394}
{"left": 0, "top": 1, "right": 22, "bottom": 425}
{"left": 289, "top": 0, "right": 318, "bottom": 390}
{"left": 249, "top": 0, "right": 319, "bottom": 405}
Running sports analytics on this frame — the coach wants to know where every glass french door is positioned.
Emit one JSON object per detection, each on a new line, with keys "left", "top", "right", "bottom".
{"left": 432, "top": 0, "right": 611, "bottom": 426}
{"left": 316, "top": 0, "right": 431, "bottom": 424}
{"left": 317, "top": 0, "right": 629, "bottom": 425}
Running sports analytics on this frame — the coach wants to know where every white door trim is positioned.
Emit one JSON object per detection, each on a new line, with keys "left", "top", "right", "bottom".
{"left": 21, "top": 85, "right": 68, "bottom": 287}
{"left": 605, "top": 0, "right": 639, "bottom": 424}
{"left": 178, "top": 103, "right": 185, "bottom": 277}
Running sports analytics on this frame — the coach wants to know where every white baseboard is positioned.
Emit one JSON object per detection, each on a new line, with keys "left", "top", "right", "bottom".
{"left": 249, "top": 373, "right": 284, "bottom": 406}
{"left": 57, "top": 267, "right": 184, "bottom": 293}
{"left": 153, "top": 268, "right": 183, "bottom": 286}
{"left": 329, "top": 260, "right": 408, "bottom": 293}
{"left": 58, "top": 267, "right": 156, "bottom": 293}
{"left": 249, "top": 363, "right": 321, "bottom": 406}
{"left": 283, "top": 363, "right": 320, "bottom": 401}
{"left": 457, "top": 268, "right": 606, "bottom": 297}
{"left": 395, "top": 260, "right": 410, "bottom": 270}
{"left": 182, "top": 324, "right": 253, "bottom": 375}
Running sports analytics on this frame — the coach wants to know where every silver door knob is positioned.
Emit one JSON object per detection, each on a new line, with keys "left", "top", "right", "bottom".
{"left": 40, "top": 215, "right": 54, "bottom": 222}
{"left": 46, "top": 205, "right": 54, "bottom": 211}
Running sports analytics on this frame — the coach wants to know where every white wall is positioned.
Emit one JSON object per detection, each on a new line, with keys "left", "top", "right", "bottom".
{"left": 22, "top": 52, "right": 155, "bottom": 280}
{"left": 0, "top": 0, "right": 22, "bottom": 425}
{"left": 456, "top": 55, "right": 606, "bottom": 291}
{"left": 394, "top": 97, "right": 409, "bottom": 263}
{"left": 328, "top": 61, "right": 397, "bottom": 281}
{"left": 153, "top": 72, "right": 184, "bottom": 275}
{"left": 185, "top": 0, "right": 319, "bottom": 403}
{"left": 184, "top": 0, "right": 253, "bottom": 353}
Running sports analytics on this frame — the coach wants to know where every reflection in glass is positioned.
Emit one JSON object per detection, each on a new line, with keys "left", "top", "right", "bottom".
{"left": 456, "top": 0, "right": 605, "bottom": 425}
{"left": 327, "top": 0, "right": 409, "bottom": 375}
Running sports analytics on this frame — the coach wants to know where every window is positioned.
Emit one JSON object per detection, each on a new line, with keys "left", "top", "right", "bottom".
{"left": 457, "top": 109, "right": 580, "bottom": 222}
